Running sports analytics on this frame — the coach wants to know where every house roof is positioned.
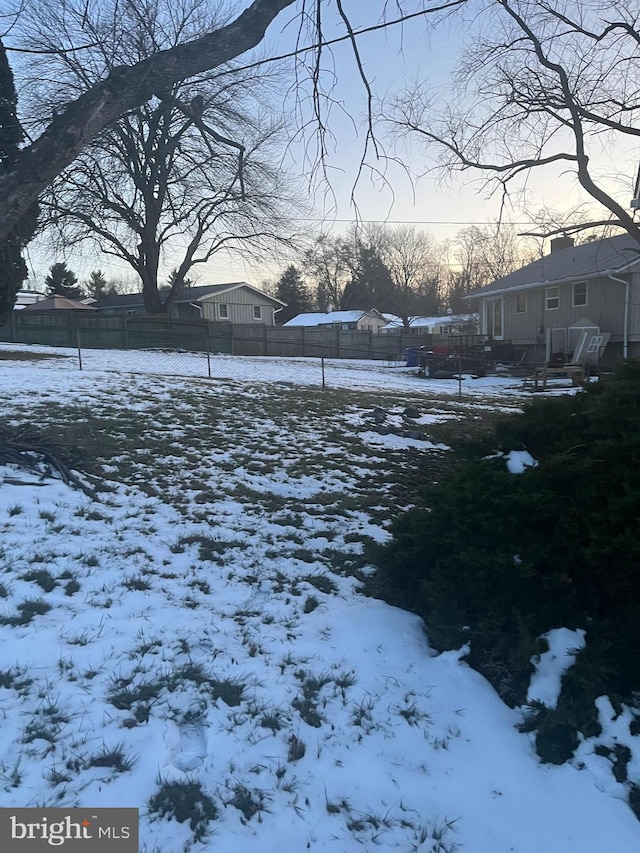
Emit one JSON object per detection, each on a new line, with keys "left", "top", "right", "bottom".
{"left": 93, "top": 282, "right": 283, "bottom": 310}
{"left": 467, "top": 234, "right": 640, "bottom": 298}
{"left": 195, "top": 282, "right": 285, "bottom": 306}
{"left": 284, "top": 310, "right": 383, "bottom": 327}
{"left": 21, "top": 296, "right": 95, "bottom": 311}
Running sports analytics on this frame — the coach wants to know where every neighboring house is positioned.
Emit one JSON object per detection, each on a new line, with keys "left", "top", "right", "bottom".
{"left": 20, "top": 296, "right": 95, "bottom": 312}
{"left": 283, "top": 310, "right": 388, "bottom": 332}
{"left": 380, "top": 313, "right": 479, "bottom": 335}
{"left": 14, "top": 289, "right": 46, "bottom": 308}
{"left": 94, "top": 282, "right": 284, "bottom": 325}
{"left": 466, "top": 235, "right": 640, "bottom": 365}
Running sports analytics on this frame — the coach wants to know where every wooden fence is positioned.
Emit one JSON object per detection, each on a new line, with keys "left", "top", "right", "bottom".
{"left": 0, "top": 312, "right": 483, "bottom": 360}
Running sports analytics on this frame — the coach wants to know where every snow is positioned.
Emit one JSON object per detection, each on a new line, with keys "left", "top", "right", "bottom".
{"left": 528, "top": 628, "right": 587, "bottom": 709}
{"left": 0, "top": 341, "right": 545, "bottom": 399}
{"left": 0, "top": 345, "right": 638, "bottom": 852}
{"left": 506, "top": 449, "right": 538, "bottom": 473}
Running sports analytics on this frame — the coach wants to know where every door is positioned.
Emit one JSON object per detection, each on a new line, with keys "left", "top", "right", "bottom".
{"left": 485, "top": 298, "right": 504, "bottom": 340}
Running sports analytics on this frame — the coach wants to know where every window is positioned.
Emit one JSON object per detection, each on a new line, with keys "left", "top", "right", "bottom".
{"left": 253, "top": 305, "right": 262, "bottom": 320}
{"left": 587, "top": 334, "right": 603, "bottom": 354}
{"left": 545, "top": 287, "right": 559, "bottom": 310}
{"left": 516, "top": 292, "right": 527, "bottom": 313}
{"left": 573, "top": 281, "right": 587, "bottom": 307}
{"left": 218, "top": 303, "right": 229, "bottom": 319}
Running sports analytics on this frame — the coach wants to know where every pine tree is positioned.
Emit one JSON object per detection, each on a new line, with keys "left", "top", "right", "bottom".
{"left": 341, "top": 245, "right": 395, "bottom": 311}
{"left": 275, "top": 265, "right": 314, "bottom": 324}
{"left": 0, "top": 39, "right": 38, "bottom": 320}
{"left": 85, "top": 269, "right": 109, "bottom": 299}
{"left": 45, "top": 262, "right": 84, "bottom": 299}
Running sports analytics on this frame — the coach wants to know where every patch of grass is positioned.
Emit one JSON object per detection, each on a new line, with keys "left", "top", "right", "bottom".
{"left": 8, "top": 504, "right": 24, "bottom": 517}
{"left": 303, "top": 596, "right": 319, "bottom": 614}
{"left": 0, "top": 598, "right": 52, "bottom": 627}
{"left": 46, "top": 767, "right": 72, "bottom": 786}
{"left": 23, "top": 720, "right": 58, "bottom": 745}
{"left": 123, "top": 576, "right": 151, "bottom": 591}
{"left": 176, "top": 534, "right": 248, "bottom": 562}
{"left": 289, "top": 548, "right": 317, "bottom": 564}
{"left": 225, "top": 784, "right": 268, "bottom": 822}
{"left": 0, "top": 667, "right": 32, "bottom": 694}
{"left": 20, "top": 569, "right": 57, "bottom": 593}
{"left": 108, "top": 677, "right": 162, "bottom": 711}
{"left": 86, "top": 743, "right": 135, "bottom": 773}
{"left": 260, "top": 712, "right": 284, "bottom": 733}
{"left": 287, "top": 734, "right": 306, "bottom": 762}
{"left": 302, "top": 574, "right": 338, "bottom": 595}
{"left": 148, "top": 779, "right": 218, "bottom": 842}
{"left": 210, "top": 678, "right": 246, "bottom": 707}
{"left": 64, "top": 579, "right": 81, "bottom": 596}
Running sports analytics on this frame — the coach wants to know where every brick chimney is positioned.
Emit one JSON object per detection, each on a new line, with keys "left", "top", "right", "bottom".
{"left": 550, "top": 236, "right": 575, "bottom": 254}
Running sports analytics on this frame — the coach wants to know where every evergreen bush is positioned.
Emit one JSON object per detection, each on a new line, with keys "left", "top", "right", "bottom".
{"left": 371, "top": 363, "right": 640, "bottom": 756}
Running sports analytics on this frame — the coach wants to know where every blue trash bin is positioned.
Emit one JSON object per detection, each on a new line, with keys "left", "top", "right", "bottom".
{"left": 405, "top": 348, "right": 419, "bottom": 367}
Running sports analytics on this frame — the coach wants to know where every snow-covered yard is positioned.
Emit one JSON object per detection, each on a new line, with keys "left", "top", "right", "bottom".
{"left": 0, "top": 347, "right": 637, "bottom": 852}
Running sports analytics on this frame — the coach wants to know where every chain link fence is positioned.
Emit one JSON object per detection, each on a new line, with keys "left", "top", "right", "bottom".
{"left": 0, "top": 317, "right": 591, "bottom": 399}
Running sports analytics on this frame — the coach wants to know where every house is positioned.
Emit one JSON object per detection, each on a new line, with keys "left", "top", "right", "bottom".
{"left": 20, "top": 296, "right": 95, "bottom": 312}
{"left": 380, "top": 313, "right": 479, "bottom": 335}
{"left": 283, "top": 310, "right": 388, "bottom": 332}
{"left": 466, "top": 235, "right": 640, "bottom": 365}
{"left": 14, "top": 289, "right": 46, "bottom": 308}
{"left": 94, "top": 282, "right": 284, "bottom": 325}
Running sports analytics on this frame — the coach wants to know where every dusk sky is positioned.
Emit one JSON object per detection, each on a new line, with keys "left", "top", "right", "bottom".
{"left": 16, "top": 0, "right": 640, "bottom": 289}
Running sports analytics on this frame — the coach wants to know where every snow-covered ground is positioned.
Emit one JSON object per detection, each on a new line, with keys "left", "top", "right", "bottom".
{"left": 0, "top": 347, "right": 637, "bottom": 852}
{"left": 0, "top": 340, "right": 567, "bottom": 399}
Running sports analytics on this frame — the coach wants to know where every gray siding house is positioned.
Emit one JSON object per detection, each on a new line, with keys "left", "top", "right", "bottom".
{"left": 467, "top": 235, "right": 640, "bottom": 365}
{"left": 94, "top": 282, "right": 284, "bottom": 324}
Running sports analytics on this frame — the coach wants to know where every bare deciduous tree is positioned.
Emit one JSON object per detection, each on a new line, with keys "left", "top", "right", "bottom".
{"left": 22, "top": 0, "right": 304, "bottom": 314}
{"left": 443, "top": 223, "right": 536, "bottom": 312}
{"left": 388, "top": 0, "right": 640, "bottom": 243}
{"left": 1, "top": 0, "right": 464, "bottom": 244}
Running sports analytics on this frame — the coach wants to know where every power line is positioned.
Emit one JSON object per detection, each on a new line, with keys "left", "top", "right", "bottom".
{"left": 287, "top": 218, "right": 533, "bottom": 225}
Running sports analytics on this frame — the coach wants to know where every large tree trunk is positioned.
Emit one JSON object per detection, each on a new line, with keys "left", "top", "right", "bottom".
{"left": 0, "top": 0, "right": 295, "bottom": 241}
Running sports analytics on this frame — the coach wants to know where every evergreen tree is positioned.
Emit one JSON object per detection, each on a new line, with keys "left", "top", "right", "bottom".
{"left": 275, "top": 264, "right": 314, "bottom": 324}
{"left": 45, "top": 262, "right": 84, "bottom": 299}
{"left": 85, "top": 269, "right": 108, "bottom": 299}
{"left": 0, "top": 40, "right": 38, "bottom": 320}
{"left": 341, "top": 245, "right": 395, "bottom": 311}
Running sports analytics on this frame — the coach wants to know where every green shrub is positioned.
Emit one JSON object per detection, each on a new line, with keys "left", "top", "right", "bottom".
{"left": 372, "top": 363, "right": 640, "bottom": 749}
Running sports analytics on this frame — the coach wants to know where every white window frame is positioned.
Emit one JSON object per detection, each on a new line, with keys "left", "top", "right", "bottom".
{"left": 572, "top": 281, "right": 588, "bottom": 308}
{"left": 253, "top": 305, "right": 262, "bottom": 320}
{"left": 545, "top": 287, "right": 560, "bottom": 310}
{"left": 515, "top": 292, "right": 527, "bottom": 314}
{"left": 218, "top": 303, "right": 229, "bottom": 319}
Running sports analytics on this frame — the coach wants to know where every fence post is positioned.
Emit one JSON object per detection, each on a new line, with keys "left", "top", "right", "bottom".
{"left": 264, "top": 324, "right": 268, "bottom": 356}
{"left": 321, "top": 356, "right": 325, "bottom": 388}
{"left": 302, "top": 326, "right": 306, "bottom": 358}
{"left": 123, "top": 316, "right": 129, "bottom": 350}
{"left": 206, "top": 327, "right": 212, "bottom": 379}
{"left": 336, "top": 327, "right": 341, "bottom": 359}
{"left": 76, "top": 328, "right": 83, "bottom": 370}
{"left": 457, "top": 354, "right": 462, "bottom": 399}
